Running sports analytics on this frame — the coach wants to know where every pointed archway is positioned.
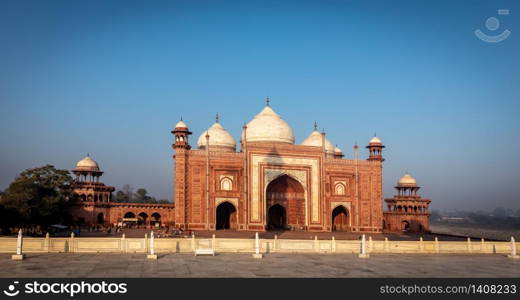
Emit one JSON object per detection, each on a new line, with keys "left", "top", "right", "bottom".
{"left": 266, "top": 174, "right": 305, "bottom": 230}
{"left": 151, "top": 212, "right": 161, "bottom": 227}
{"left": 138, "top": 212, "right": 148, "bottom": 225}
{"left": 331, "top": 205, "right": 349, "bottom": 231}
{"left": 216, "top": 202, "right": 237, "bottom": 230}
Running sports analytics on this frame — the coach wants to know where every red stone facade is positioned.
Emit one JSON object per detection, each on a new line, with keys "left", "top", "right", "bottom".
{"left": 172, "top": 124, "right": 388, "bottom": 233}
{"left": 70, "top": 156, "right": 175, "bottom": 227}
{"left": 71, "top": 201, "right": 175, "bottom": 227}
{"left": 383, "top": 177, "right": 431, "bottom": 233}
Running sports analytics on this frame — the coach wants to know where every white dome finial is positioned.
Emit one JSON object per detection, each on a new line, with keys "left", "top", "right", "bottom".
{"left": 398, "top": 173, "right": 417, "bottom": 186}
{"left": 74, "top": 156, "right": 100, "bottom": 171}
{"left": 175, "top": 118, "right": 188, "bottom": 129}
{"left": 197, "top": 120, "right": 236, "bottom": 151}
{"left": 369, "top": 134, "right": 382, "bottom": 145}
{"left": 301, "top": 128, "right": 335, "bottom": 153}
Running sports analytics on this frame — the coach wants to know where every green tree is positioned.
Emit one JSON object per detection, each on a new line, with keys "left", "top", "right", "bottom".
{"left": 133, "top": 188, "right": 148, "bottom": 203}
{"left": 121, "top": 184, "right": 133, "bottom": 202}
{"left": 0, "top": 165, "right": 76, "bottom": 229}
{"left": 133, "top": 188, "right": 156, "bottom": 203}
{"left": 113, "top": 190, "right": 129, "bottom": 203}
{"left": 113, "top": 186, "right": 164, "bottom": 204}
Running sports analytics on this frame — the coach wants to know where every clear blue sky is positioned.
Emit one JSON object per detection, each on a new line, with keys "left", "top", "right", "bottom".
{"left": 1, "top": 0, "right": 519, "bottom": 211}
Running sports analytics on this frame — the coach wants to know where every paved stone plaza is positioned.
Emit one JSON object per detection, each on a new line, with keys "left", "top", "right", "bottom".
{"left": 1, "top": 253, "right": 519, "bottom": 277}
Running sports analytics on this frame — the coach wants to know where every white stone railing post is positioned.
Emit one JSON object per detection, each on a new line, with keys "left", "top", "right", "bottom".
{"left": 434, "top": 237, "right": 440, "bottom": 253}
{"left": 69, "top": 232, "right": 75, "bottom": 253}
{"left": 191, "top": 232, "right": 195, "bottom": 252}
{"left": 212, "top": 234, "right": 216, "bottom": 252}
{"left": 508, "top": 236, "right": 519, "bottom": 259}
{"left": 253, "top": 232, "right": 263, "bottom": 259}
{"left": 121, "top": 233, "right": 126, "bottom": 253}
{"left": 384, "top": 237, "right": 389, "bottom": 253}
{"left": 358, "top": 234, "right": 369, "bottom": 258}
{"left": 419, "top": 236, "right": 424, "bottom": 253}
{"left": 147, "top": 231, "right": 157, "bottom": 259}
{"left": 45, "top": 232, "right": 50, "bottom": 253}
{"left": 12, "top": 229, "right": 24, "bottom": 260}
{"left": 332, "top": 236, "right": 336, "bottom": 253}
{"left": 467, "top": 237, "right": 472, "bottom": 253}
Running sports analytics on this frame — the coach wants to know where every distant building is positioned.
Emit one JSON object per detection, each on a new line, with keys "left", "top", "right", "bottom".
{"left": 70, "top": 156, "right": 174, "bottom": 227}
{"left": 383, "top": 174, "right": 431, "bottom": 232}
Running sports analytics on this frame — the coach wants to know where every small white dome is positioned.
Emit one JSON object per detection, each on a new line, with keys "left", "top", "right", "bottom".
{"left": 301, "top": 130, "right": 335, "bottom": 153}
{"left": 75, "top": 156, "right": 100, "bottom": 171}
{"left": 398, "top": 173, "right": 417, "bottom": 186}
{"left": 369, "top": 136, "right": 382, "bottom": 144}
{"left": 175, "top": 120, "right": 188, "bottom": 128}
{"left": 197, "top": 122, "right": 236, "bottom": 151}
{"left": 334, "top": 146, "right": 343, "bottom": 154}
{"left": 244, "top": 106, "right": 295, "bottom": 144}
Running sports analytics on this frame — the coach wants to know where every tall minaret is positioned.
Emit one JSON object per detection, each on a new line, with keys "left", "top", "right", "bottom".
{"left": 366, "top": 134, "right": 385, "bottom": 161}
{"left": 171, "top": 119, "right": 192, "bottom": 229}
{"left": 172, "top": 119, "right": 192, "bottom": 150}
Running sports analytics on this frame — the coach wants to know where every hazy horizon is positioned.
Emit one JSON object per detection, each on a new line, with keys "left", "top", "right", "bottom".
{"left": 1, "top": 0, "right": 519, "bottom": 211}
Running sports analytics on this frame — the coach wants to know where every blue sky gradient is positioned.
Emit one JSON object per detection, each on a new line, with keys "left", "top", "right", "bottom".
{"left": 1, "top": 0, "right": 519, "bottom": 210}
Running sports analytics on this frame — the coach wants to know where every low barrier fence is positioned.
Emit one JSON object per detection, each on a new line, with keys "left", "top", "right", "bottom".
{"left": 0, "top": 234, "right": 518, "bottom": 255}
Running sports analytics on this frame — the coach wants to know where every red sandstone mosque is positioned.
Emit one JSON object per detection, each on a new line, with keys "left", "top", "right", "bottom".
{"left": 72, "top": 100, "right": 431, "bottom": 233}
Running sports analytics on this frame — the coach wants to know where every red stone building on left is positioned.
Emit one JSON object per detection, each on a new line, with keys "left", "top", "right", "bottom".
{"left": 70, "top": 156, "right": 175, "bottom": 227}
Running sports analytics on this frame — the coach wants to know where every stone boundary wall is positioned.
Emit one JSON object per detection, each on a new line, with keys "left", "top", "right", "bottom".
{"left": 0, "top": 236, "right": 517, "bottom": 255}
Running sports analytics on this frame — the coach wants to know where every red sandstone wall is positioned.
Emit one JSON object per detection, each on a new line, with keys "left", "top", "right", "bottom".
{"left": 383, "top": 212, "right": 430, "bottom": 233}
{"left": 175, "top": 142, "right": 385, "bottom": 232}
{"left": 71, "top": 203, "right": 175, "bottom": 227}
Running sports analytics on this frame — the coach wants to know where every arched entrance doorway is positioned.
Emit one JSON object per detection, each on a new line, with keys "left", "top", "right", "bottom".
{"left": 331, "top": 205, "right": 349, "bottom": 231}
{"left": 97, "top": 213, "right": 104, "bottom": 224}
{"left": 266, "top": 175, "right": 305, "bottom": 230}
{"left": 123, "top": 212, "right": 137, "bottom": 227}
{"left": 138, "top": 212, "right": 148, "bottom": 226}
{"left": 151, "top": 213, "right": 161, "bottom": 227}
{"left": 216, "top": 202, "right": 237, "bottom": 230}
{"left": 267, "top": 204, "right": 287, "bottom": 230}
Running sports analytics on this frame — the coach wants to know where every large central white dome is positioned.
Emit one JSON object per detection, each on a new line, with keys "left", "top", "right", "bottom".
{"left": 244, "top": 106, "right": 295, "bottom": 144}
